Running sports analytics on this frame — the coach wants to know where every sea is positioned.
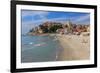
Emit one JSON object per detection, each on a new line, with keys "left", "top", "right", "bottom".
{"left": 21, "top": 35, "right": 62, "bottom": 63}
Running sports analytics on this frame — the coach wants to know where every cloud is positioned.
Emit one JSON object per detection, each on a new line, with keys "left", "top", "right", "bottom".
{"left": 22, "top": 10, "right": 49, "bottom": 26}
{"left": 22, "top": 10, "right": 90, "bottom": 25}
{"left": 22, "top": 10, "right": 48, "bottom": 22}
{"left": 22, "top": 10, "right": 48, "bottom": 17}
{"left": 72, "top": 14, "right": 90, "bottom": 24}
{"left": 22, "top": 16, "right": 67, "bottom": 25}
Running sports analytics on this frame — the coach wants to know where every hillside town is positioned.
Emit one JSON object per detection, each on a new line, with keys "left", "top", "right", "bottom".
{"left": 28, "top": 20, "right": 90, "bottom": 36}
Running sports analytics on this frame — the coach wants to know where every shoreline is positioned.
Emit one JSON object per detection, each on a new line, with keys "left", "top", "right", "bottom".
{"left": 25, "top": 33, "right": 90, "bottom": 61}
{"left": 22, "top": 33, "right": 90, "bottom": 62}
{"left": 56, "top": 34, "right": 90, "bottom": 61}
{"left": 27, "top": 33, "right": 57, "bottom": 36}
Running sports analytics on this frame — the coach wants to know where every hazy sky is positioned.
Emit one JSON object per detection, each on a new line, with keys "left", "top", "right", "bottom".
{"left": 21, "top": 10, "right": 90, "bottom": 34}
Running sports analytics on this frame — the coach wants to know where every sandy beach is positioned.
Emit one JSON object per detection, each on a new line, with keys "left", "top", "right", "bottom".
{"left": 56, "top": 34, "right": 90, "bottom": 61}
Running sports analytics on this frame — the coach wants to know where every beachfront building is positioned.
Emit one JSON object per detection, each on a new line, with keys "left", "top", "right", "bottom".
{"left": 37, "top": 27, "right": 43, "bottom": 34}
{"left": 87, "top": 25, "right": 90, "bottom": 32}
{"left": 38, "top": 29, "right": 43, "bottom": 34}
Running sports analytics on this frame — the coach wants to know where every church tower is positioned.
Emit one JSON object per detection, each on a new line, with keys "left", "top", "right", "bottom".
{"left": 67, "top": 19, "right": 72, "bottom": 33}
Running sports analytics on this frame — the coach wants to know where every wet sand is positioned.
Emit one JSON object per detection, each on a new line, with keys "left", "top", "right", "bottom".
{"left": 56, "top": 34, "right": 90, "bottom": 61}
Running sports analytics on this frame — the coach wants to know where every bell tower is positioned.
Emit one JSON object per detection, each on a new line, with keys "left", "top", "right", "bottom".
{"left": 67, "top": 19, "right": 72, "bottom": 33}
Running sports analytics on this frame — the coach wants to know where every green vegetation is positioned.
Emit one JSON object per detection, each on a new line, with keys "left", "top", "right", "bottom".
{"left": 29, "top": 22, "right": 63, "bottom": 34}
{"left": 49, "top": 25, "right": 62, "bottom": 33}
